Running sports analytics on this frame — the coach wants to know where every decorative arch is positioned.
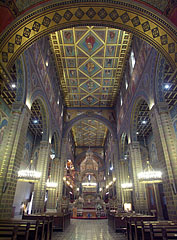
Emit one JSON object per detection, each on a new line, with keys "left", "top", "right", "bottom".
{"left": 119, "top": 132, "right": 128, "bottom": 158}
{"left": 75, "top": 151, "right": 104, "bottom": 171}
{"left": 130, "top": 96, "right": 150, "bottom": 142}
{"left": 63, "top": 113, "right": 117, "bottom": 139}
{"left": 30, "top": 92, "right": 50, "bottom": 141}
{"left": 81, "top": 169, "right": 98, "bottom": 181}
{"left": 51, "top": 130, "right": 60, "bottom": 157}
{"left": 15, "top": 55, "right": 27, "bottom": 103}
{"left": 0, "top": 1, "right": 176, "bottom": 72}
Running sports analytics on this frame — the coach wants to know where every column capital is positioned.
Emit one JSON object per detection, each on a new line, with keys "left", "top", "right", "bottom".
{"left": 12, "top": 102, "right": 30, "bottom": 114}
{"left": 150, "top": 102, "right": 169, "bottom": 115}
{"left": 39, "top": 141, "right": 51, "bottom": 148}
{"left": 129, "top": 141, "right": 140, "bottom": 149}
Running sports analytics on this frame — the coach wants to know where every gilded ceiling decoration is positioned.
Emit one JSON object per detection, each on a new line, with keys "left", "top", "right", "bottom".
{"left": 1, "top": 5, "right": 176, "bottom": 71}
{"left": 72, "top": 119, "right": 107, "bottom": 147}
{"left": 51, "top": 26, "right": 132, "bottom": 107}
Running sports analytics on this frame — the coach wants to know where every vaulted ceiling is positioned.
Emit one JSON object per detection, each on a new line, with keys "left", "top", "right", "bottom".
{"left": 50, "top": 26, "right": 132, "bottom": 108}
{"left": 72, "top": 119, "right": 108, "bottom": 147}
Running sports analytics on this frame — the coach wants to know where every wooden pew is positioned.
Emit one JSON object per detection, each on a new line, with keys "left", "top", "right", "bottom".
{"left": 46, "top": 212, "right": 71, "bottom": 231}
{"left": 149, "top": 223, "right": 177, "bottom": 240}
{"left": 0, "top": 223, "right": 30, "bottom": 240}
{"left": 108, "top": 212, "right": 133, "bottom": 232}
{"left": 126, "top": 215, "right": 157, "bottom": 240}
{"left": 0, "top": 220, "right": 39, "bottom": 240}
{"left": 0, "top": 226, "right": 18, "bottom": 240}
{"left": 22, "top": 214, "right": 53, "bottom": 240}
{"left": 128, "top": 220, "right": 177, "bottom": 240}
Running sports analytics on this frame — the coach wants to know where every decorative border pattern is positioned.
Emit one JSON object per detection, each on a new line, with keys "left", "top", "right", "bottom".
{"left": 0, "top": 1, "right": 176, "bottom": 70}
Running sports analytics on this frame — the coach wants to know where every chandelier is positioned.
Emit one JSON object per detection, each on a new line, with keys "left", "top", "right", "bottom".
{"left": 82, "top": 182, "right": 97, "bottom": 188}
{"left": 18, "top": 168, "right": 41, "bottom": 182}
{"left": 121, "top": 183, "right": 133, "bottom": 191}
{"left": 46, "top": 179, "right": 58, "bottom": 189}
{"left": 138, "top": 161, "right": 162, "bottom": 184}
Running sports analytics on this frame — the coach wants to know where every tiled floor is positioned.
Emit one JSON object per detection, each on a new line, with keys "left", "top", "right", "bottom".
{"left": 52, "top": 219, "right": 127, "bottom": 240}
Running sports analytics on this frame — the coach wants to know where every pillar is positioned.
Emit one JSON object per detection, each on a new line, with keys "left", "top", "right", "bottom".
{"left": 56, "top": 137, "right": 67, "bottom": 212}
{"left": 120, "top": 160, "right": 132, "bottom": 204}
{"left": 47, "top": 157, "right": 60, "bottom": 210}
{"left": 0, "top": 103, "right": 31, "bottom": 219}
{"left": 150, "top": 102, "right": 177, "bottom": 220}
{"left": 32, "top": 141, "right": 51, "bottom": 213}
{"left": 129, "top": 141, "right": 148, "bottom": 213}
{"left": 112, "top": 140, "right": 123, "bottom": 210}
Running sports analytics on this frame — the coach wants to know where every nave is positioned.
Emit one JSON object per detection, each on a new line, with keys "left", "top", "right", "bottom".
{"left": 52, "top": 219, "right": 126, "bottom": 240}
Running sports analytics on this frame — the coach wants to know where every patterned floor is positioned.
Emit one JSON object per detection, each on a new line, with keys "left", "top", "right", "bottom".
{"left": 52, "top": 219, "right": 127, "bottom": 240}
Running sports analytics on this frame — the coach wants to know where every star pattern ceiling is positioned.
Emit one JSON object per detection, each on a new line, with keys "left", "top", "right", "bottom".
{"left": 72, "top": 120, "right": 108, "bottom": 147}
{"left": 51, "top": 26, "right": 132, "bottom": 107}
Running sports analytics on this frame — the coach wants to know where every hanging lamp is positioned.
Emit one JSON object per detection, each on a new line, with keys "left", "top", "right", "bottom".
{"left": 121, "top": 176, "right": 133, "bottom": 191}
{"left": 46, "top": 178, "right": 58, "bottom": 189}
{"left": 18, "top": 160, "right": 42, "bottom": 182}
{"left": 18, "top": 130, "right": 41, "bottom": 182}
{"left": 137, "top": 161, "right": 162, "bottom": 184}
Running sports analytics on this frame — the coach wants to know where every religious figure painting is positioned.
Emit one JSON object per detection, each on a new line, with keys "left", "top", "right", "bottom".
{"left": 63, "top": 30, "right": 74, "bottom": 43}
{"left": 173, "top": 119, "right": 177, "bottom": 138}
{"left": 104, "top": 70, "right": 112, "bottom": 77}
{"left": 0, "top": 118, "right": 8, "bottom": 145}
{"left": 86, "top": 62, "right": 95, "bottom": 73}
{"left": 106, "top": 46, "right": 115, "bottom": 56}
{"left": 105, "top": 59, "right": 113, "bottom": 68}
{"left": 69, "top": 70, "right": 76, "bottom": 78}
{"left": 65, "top": 46, "right": 75, "bottom": 56}
{"left": 67, "top": 59, "right": 76, "bottom": 68}
{"left": 107, "top": 30, "right": 118, "bottom": 43}
{"left": 78, "top": 32, "right": 103, "bottom": 55}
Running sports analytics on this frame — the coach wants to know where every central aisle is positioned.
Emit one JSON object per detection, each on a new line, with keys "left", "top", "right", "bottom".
{"left": 52, "top": 219, "right": 126, "bottom": 240}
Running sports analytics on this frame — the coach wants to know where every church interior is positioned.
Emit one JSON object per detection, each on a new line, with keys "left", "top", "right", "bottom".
{"left": 0, "top": 0, "right": 177, "bottom": 239}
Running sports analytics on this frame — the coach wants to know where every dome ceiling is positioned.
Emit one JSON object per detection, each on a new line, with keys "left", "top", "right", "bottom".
{"left": 50, "top": 26, "right": 132, "bottom": 107}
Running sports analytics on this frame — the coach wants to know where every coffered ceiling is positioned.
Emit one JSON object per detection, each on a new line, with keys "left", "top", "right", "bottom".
{"left": 72, "top": 119, "right": 107, "bottom": 147}
{"left": 50, "top": 26, "right": 132, "bottom": 108}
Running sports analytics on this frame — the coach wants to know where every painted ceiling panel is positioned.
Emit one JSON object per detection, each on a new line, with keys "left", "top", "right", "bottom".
{"left": 72, "top": 120, "right": 108, "bottom": 147}
{"left": 51, "top": 26, "right": 132, "bottom": 107}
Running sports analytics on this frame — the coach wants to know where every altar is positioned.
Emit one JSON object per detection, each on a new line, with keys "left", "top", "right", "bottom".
{"left": 82, "top": 209, "right": 97, "bottom": 218}
{"left": 72, "top": 207, "right": 106, "bottom": 219}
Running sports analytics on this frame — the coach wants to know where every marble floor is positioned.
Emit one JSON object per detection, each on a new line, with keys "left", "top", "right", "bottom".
{"left": 52, "top": 219, "right": 127, "bottom": 240}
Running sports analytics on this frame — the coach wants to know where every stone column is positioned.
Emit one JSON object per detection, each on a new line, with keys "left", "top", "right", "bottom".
{"left": 32, "top": 141, "right": 51, "bottom": 213}
{"left": 150, "top": 102, "right": 177, "bottom": 220}
{"left": 57, "top": 137, "right": 67, "bottom": 212}
{"left": 0, "top": 103, "right": 31, "bottom": 219}
{"left": 47, "top": 157, "right": 60, "bottom": 210}
{"left": 129, "top": 142, "right": 148, "bottom": 213}
{"left": 120, "top": 160, "right": 131, "bottom": 203}
{"left": 112, "top": 140, "right": 123, "bottom": 210}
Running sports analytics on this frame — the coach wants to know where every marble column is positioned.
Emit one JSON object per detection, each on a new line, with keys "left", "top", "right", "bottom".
{"left": 129, "top": 141, "right": 148, "bottom": 213}
{"left": 47, "top": 157, "right": 60, "bottom": 210}
{"left": 32, "top": 141, "right": 51, "bottom": 213}
{"left": 150, "top": 102, "right": 177, "bottom": 220}
{"left": 0, "top": 103, "right": 31, "bottom": 219}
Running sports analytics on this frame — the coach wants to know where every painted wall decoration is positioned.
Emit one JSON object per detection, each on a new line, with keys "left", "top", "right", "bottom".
{"left": 116, "top": 40, "right": 153, "bottom": 133}
{"left": 29, "top": 39, "right": 63, "bottom": 133}
{"left": 23, "top": 141, "right": 32, "bottom": 163}
{"left": 147, "top": 134, "right": 159, "bottom": 163}
{"left": 0, "top": 118, "right": 8, "bottom": 145}
{"left": 170, "top": 103, "right": 177, "bottom": 139}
